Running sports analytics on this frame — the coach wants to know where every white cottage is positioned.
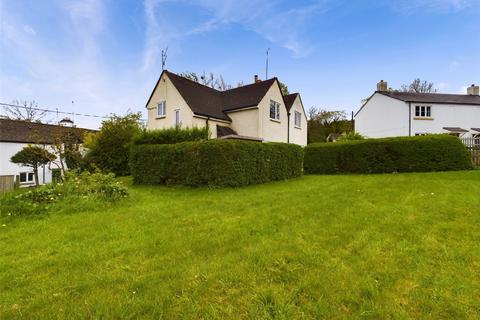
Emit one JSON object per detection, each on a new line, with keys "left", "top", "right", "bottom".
{"left": 355, "top": 81, "right": 480, "bottom": 139}
{"left": 0, "top": 118, "right": 92, "bottom": 187}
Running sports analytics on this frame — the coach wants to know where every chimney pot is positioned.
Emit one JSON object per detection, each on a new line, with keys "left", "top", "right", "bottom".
{"left": 377, "top": 80, "right": 388, "bottom": 92}
{"left": 254, "top": 75, "right": 261, "bottom": 83}
{"left": 467, "top": 84, "right": 479, "bottom": 96}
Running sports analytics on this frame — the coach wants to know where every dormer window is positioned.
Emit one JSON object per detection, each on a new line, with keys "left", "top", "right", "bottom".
{"left": 270, "top": 100, "right": 280, "bottom": 121}
{"left": 157, "top": 101, "right": 166, "bottom": 117}
{"left": 415, "top": 105, "right": 431, "bottom": 118}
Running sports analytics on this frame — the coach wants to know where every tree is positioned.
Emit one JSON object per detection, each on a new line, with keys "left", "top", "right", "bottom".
{"left": 10, "top": 146, "right": 55, "bottom": 186}
{"left": 47, "top": 126, "right": 85, "bottom": 178}
{"left": 279, "top": 81, "right": 290, "bottom": 96}
{"left": 179, "top": 71, "right": 247, "bottom": 91}
{"left": 85, "top": 113, "right": 142, "bottom": 176}
{"left": 307, "top": 107, "right": 353, "bottom": 143}
{"left": 2, "top": 100, "right": 47, "bottom": 122}
{"left": 400, "top": 79, "right": 437, "bottom": 93}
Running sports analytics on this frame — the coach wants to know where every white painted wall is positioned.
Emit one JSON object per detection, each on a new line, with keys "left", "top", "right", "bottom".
{"left": 288, "top": 95, "right": 308, "bottom": 146}
{"left": 355, "top": 93, "right": 412, "bottom": 138}
{"left": 355, "top": 93, "right": 480, "bottom": 138}
{"left": 0, "top": 142, "right": 53, "bottom": 186}
{"left": 257, "top": 83, "right": 289, "bottom": 143}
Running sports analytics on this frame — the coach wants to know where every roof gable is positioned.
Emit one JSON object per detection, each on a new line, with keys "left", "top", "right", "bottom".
{"left": 146, "top": 70, "right": 279, "bottom": 121}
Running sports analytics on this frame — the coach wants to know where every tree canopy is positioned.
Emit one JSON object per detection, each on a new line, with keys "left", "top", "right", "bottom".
{"left": 11, "top": 146, "right": 56, "bottom": 186}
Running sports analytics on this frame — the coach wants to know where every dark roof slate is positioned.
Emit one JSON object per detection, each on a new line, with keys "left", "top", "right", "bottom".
{"left": 159, "top": 71, "right": 278, "bottom": 121}
{"left": 216, "top": 125, "right": 238, "bottom": 138}
{"left": 283, "top": 93, "right": 299, "bottom": 112}
{"left": 0, "top": 118, "right": 94, "bottom": 144}
{"left": 378, "top": 91, "right": 480, "bottom": 105}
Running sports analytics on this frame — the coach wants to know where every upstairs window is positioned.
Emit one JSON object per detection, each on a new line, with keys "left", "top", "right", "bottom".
{"left": 157, "top": 101, "right": 166, "bottom": 117}
{"left": 270, "top": 100, "right": 280, "bottom": 121}
{"left": 415, "top": 105, "right": 431, "bottom": 118}
{"left": 294, "top": 111, "right": 301, "bottom": 128}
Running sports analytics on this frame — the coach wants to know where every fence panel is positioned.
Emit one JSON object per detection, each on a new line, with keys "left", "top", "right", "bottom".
{"left": 460, "top": 137, "right": 480, "bottom": 167}
{"left": 0, "top": 175, "right": 15, "bottom": 194}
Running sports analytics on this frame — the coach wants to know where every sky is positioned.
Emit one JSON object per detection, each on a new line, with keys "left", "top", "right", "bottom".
{"left": 1, "top": 0, "right": 479, "bottom": 129}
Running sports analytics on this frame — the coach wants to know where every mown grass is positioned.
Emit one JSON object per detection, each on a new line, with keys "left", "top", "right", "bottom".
{"left": 1, "top": 171, "right": 480, "bottom": 319}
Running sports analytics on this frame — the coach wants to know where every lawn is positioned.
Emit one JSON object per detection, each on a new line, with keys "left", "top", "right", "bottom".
{"left": 1, "top": 171, "right": 480, "bottom": 319}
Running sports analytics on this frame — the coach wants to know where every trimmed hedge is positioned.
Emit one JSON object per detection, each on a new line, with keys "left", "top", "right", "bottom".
{"left": 304, "top": 135, "right": 472, "bottom": 174}
{"left": 130, "top": 140, "right": 303, "bottom": 187}
{"left": 132, "top": 127, "right": 208, "bottom": 145}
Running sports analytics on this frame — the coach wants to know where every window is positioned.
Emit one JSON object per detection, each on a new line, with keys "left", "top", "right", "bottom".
{"left": 175, "top": 109, "right": 180, "bottom": 126}
{"left": 415, "top": 105, "right": 431, "bottom": 118}
{"left": 270, "top": 100, "right": 280, "bottom": 121}
{"left": 157, "top": 101, "right": 166, "bottom": 117}
{"left": 415, "top": 133, "right": 428, "bottom": 136}
{"left": 294, "top": 111, "right": 301, "bottom": 128}
{"left": 19, "top": 172, "right": 34, "bottom": 184}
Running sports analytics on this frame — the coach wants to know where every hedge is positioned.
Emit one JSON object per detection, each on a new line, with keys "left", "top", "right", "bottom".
{"left": 130, "top": 140, "right": 303, "bottom": 187}
{"left": 132, "top": 127, "right": 208, "bottom": 145}
{"left": 304, "top": 135, "right": 472, "bottom": 174}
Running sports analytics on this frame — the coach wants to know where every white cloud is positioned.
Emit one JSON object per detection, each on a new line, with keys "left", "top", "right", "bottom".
{"left": 23, "top": 25, "right": 36, "bottom": 36}
{"left": 392, "top": 0, "right": 477, "bottom": 13}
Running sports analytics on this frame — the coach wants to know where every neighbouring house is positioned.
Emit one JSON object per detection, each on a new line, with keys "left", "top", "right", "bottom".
{"left": 0, "top": 118, "right": 93, "bottom": 187}
{"left": 145, "top": 70, "right": 308, "bottom": 146}
{"left": 355, "top": 81, "right": 480, "bottom": 139}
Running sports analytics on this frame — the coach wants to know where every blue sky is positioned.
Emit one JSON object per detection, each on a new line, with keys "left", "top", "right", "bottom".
{"left": 1, "top": 0, "right": 479, "bottom": 129}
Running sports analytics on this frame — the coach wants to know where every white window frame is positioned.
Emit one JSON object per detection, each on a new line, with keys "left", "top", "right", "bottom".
{"left": 294, "top": 111, "right": 302, "bottom": 128}
{"left": 157, "top": 101, "right": 166, "bottom": 118}
{"left": 270, "top": 100, "right": 280, "bottom": 121}
{"left": 414, "top": 105, "right": 432, "bottom": 118}
{"left": 415, "top": 133, "right": 428, "bottom": 136}
{"left": 19, "top": 172, "right": 35, "bottom": 184}
{"left": 175, "top": 109, "right": 180, "bottom": 126}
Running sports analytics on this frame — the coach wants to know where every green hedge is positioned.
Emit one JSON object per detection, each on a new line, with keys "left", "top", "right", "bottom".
{"left": 304, "top": 135, "right": 472, "bottom": 174}
{"left": 130, "top": 140, "right": 303, "bottom": 187}
{"left": 132, "top": 127, "right": 208, "bottom": 145}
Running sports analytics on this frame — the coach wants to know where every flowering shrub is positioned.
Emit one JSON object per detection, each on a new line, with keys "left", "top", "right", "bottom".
{"left": 0, "top": 171, "right": 128, "bottom": 217}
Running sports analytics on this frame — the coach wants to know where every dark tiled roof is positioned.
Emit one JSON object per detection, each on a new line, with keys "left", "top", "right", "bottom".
{"left": 283, "top": 93, "right": 299, "bottom": 112}
{"left": 158, "top": 71, "right": 278, "bottom": 121}
{"left": 443, "top": 127, "right": 469, "bottom": 133}
{"left": 216, "top": 125, "right": 237, "bottom": 138}
{"left": 0, "top": 119, "right": 94, "bottom": 144}
{"left": 472, "top": 128, "right": 480, "bottom": 132}
{"left": 378, "top": 91, "right": 480, "bottom": 105}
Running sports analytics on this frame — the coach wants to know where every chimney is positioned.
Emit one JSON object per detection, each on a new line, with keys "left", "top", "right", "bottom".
{"left": 377, "top": 80, "right": 388, "bottom": 92}
{"left": 467, "top": 84, "right": 479, "bottom": 96}
{"left": 59, "top": 117, "right": 74, "bottom": 127}
{"left": 254, "top": 75, "right": 261, "bottom": 83}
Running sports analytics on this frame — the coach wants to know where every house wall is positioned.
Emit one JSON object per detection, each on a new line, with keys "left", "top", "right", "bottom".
{"left": 411, "top": 103, "right": 480, "bottom": 137}
{"left": 355, "top": 92, "right": 480, "bottom": 138}
{"left": 191, "top": 116, "right": 231, "bottom": 139}
{"left": 0, "top": 142, "right": 52, "bottom": 186}
{"left": 257, "top": 83, "right": 289, "bottom": 143}
{"left": 355, "top": 93, "right": 410, "bottom": 138}
{"left": 146, "top": 73, "right": 196, "bottom": 130}
{"left": 288, "top": 96, "right": 308, "bottom": 146}
{"left": 227, "top": 108, "right": 260, "bottom": 138}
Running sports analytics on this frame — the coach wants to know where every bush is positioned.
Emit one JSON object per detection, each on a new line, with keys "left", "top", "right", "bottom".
{"left": 304, "top": 135, "right": 472, "bottom": 174}
{"left": 0, "top": 171, "right": 128, "bottom": 217}
{"left": 130, "top": 140, "right": 303, "bottom": 187}
{"left": 132, "top": 126, "right": 209, "bottom": 145}
{"left": 86, "top": 113, "right": 142, "bottom": 176}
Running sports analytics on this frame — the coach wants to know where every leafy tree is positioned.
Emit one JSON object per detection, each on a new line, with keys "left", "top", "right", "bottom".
{"left": 85, "top": 113, "right": 142, "bottom": 176}
{"left": 10, "top": 146, "right": 55, "bottom": 186}
{"left": 279, "top": 81, "right": 290, "bottom": 95}
{"left": 2, "top": 100, "right": 47, "bottom": 122}
{"left": 307, "top": 107, "right": 353, "bottom": 143}
{"left": 400, "top": 78, "right": 437, "bottom": 93}
{"left": 338, "top": 132, "right": 365, "bottom": 141}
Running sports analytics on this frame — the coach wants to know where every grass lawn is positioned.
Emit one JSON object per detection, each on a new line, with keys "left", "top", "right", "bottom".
{"left": 1, "top": 171, "right": 480, "bottom": 319}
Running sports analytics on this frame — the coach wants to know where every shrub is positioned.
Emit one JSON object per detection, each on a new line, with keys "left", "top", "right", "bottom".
{"left": 304, "top": 135, "right": 472, "bottom": 174}
{"left": 85, "top": 113, "right": 142, "bottom": 176}
{"left": 130, "top": 140, "right": 303, "bottom": 187}
{"left": 132, "top": 126, "right": 209, "bottom": 145}
{"left": 0, "top": 171, "right": 128, "bottom": 217}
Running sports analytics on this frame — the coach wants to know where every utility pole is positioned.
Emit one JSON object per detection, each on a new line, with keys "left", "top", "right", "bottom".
{"left": 161, "top": 47, "right": 168, "bottom": 70}
{"left": 265, "top": 48, "right": 270, "bottom": 79}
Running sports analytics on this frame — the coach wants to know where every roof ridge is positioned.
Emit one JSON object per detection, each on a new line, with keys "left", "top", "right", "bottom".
{"left": 380, "top": 91, "right": 472, "bottom": 97}
{"left": 165, "top": 70, "right": 222, "bottom": 94}
{"left": 0, "top": 118, "right": 92, "bottom": 130}
{"left": 223, "top": 77, "right": 277, "bottom": 93}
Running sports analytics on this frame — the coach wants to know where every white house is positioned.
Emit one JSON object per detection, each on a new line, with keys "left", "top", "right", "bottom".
{"left": 355, "top": 81, "right": 480, "bottom": 139}
{"left": 145, "top": 70, "right": 308, "bottom": 146}
{"left": 0, "top": 118, "right": 92, "bottom": 187}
